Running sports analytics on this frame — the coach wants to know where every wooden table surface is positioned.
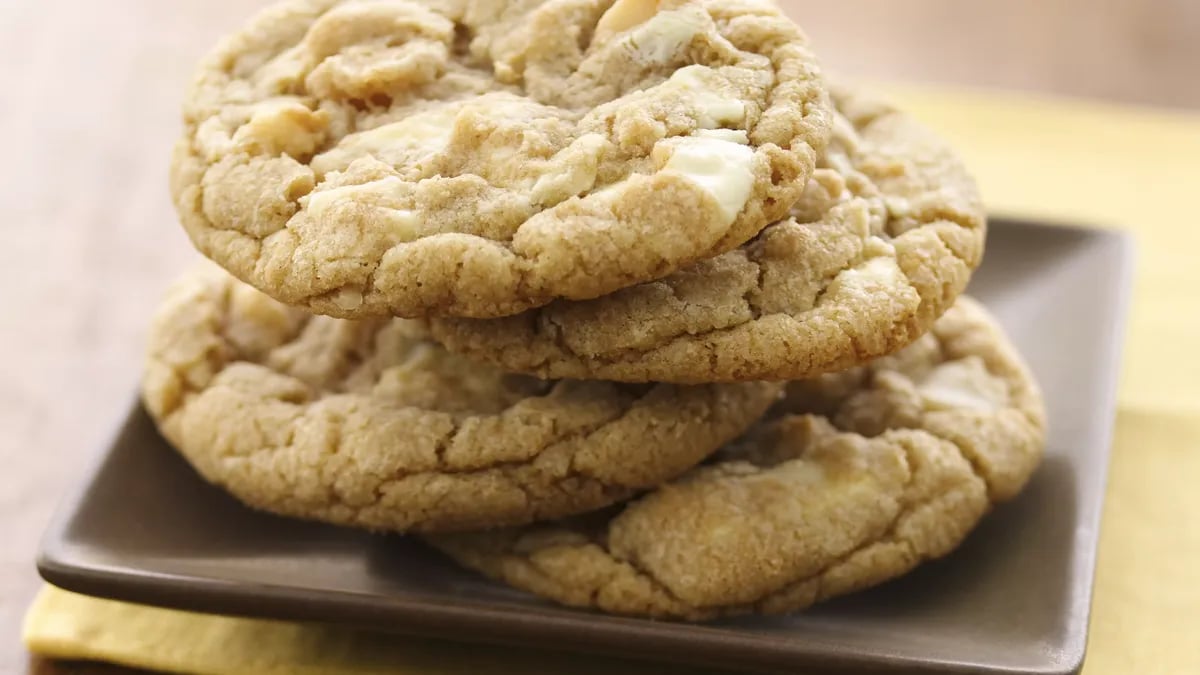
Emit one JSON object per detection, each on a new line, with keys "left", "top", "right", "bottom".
{"left": 2, "top": 1, "right": 1198, "bottom": 673}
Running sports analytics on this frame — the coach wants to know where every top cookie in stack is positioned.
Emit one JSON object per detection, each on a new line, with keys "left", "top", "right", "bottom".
{"left": 170, "top": 0, "right": 832, "bottom": 319}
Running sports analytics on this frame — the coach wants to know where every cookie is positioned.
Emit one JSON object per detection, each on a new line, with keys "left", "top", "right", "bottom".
{"left": 170, "top": 0, "right": 832, "bottom": 319}
{"left": 429, "top": 298, "right": 1044, "bottom": 619}
{"left": 140, "top": 265, "right": 782, "bottom": 532}
{"left": 429, "top": 84, "right": 985, "bottom": 382}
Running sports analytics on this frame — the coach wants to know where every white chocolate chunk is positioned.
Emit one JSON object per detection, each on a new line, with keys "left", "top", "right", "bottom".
{"left": 863, "top": 235, "right": 896, "bottom": 257}
{"left": 232, "top": 99, "right": 327, "bottom": 157}
{"left": 303, "top": 177, "right": 419, "bottom": 242}
{"left": 918, "top": 357, "right": 1009, "bottom": 412}
{"left": 594, "top": 0, "right": 660, "bottom": 44}
{"left": 332, "top": 287, "right": 364, "bottom": 311}
{"left": 695, "top": 129, "right": 749, "bottom": 144}
{"left": 311, "top": 109, "right": 454, "bottom": 174}
{"left": 303, "top": 184, "right": 350, "bottom": 221}
{"left": 347, "top": 110, "right": 453, "bottom": 153}
{"left": 665, "top": 65, "right": 745, "bottom": 128}
{"left": 885, "top": 196, "right": 913, "bottom": 218}
{"left": 195, "top": 99, "right": 325, "bottom": 161}
{"left": 194, "top": 116, "right": 237, "bottom": 162}
{"left": 304, "top": 178, "right": 402, "bottom": 220}
{"left": 662, "top": 137, "right": 756, "bottom": 224}
{"left": 830, "top": 256, "right": 905, "bottom": 292}
{"left": 529, "top": 133, "right": 608, "bottom": 206}
{"left": 624, "top": 9, "right": 707, "bottom": 63}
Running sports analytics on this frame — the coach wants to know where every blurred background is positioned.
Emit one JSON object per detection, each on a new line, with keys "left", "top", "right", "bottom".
{"left": 0, "top": 0, "right": 1198, "bottom": 672}
{"left": 800, "top": 0, "right": 1200, "bottom": 109}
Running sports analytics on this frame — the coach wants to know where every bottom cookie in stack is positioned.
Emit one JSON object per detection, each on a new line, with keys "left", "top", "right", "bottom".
{"left": 428, "top": 298, "right": 1045, "bottom": 620}
{"left": 140, "top": 265, "right": 782, "bottom": 533}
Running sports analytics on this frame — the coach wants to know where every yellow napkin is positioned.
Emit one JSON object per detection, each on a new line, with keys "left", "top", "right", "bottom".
{"left": 24, "top": 85, "right": 1200, "bottom": 674}
{"left": 23, "top": 587, "right": 721, "bottom": 675}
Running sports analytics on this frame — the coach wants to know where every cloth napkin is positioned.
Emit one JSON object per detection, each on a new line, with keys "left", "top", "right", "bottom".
{"left": 23, "top": 84, "right": 1200, "bottom": 674}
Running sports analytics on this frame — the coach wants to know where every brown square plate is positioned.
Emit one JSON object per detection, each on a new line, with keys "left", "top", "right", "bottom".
{"left": 38, "top": 218, "right": 1133, "bottom": 674}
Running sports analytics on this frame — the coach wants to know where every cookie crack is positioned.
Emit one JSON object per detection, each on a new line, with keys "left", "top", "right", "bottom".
{"left": 821, "top": 309, "right": 1044, "bottom": 502}
{"left": 929, "top": 432, "right": 997, "bottom": 503}
{"left": 155, "top": 270, "right": 715, "bottom": 531}
{"left": 608, "top": 548, "right": 699, "bottom": 610}
{"left": 754, "top": 431, "right": 973, "bottom": 613}
{"left": 501, "top": 204, "right": 943, "bottom": 376}
{"left": 741, "top": 255, "right": 767, "bottom": 315}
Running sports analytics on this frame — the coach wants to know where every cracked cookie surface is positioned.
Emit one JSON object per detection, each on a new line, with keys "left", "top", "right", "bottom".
{"left": 429, "top": 84, "right": 984, "bottom": 381}
{"left": 170, "top": 0, "right": 831, "bottom": 319}
{"left": 140, "top": 264, "right": 782, "bottom": 532}
{"left": 429, "top": 298, "right": 1044, "bottom": 619}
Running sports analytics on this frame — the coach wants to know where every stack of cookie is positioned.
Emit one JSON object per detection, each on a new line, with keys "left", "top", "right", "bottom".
{"left": 146, "top": 0, "right": 1046, "bottom": 620}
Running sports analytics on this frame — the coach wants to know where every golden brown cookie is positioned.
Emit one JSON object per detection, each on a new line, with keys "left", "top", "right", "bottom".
{"left": 429, "top": 85, "right": 985, "bottom": 382}
{"left": 429, "top": 298, "right": 1044, "bottom": 619}
{"left": 140, "top": 265, "right": 782, "bottom": 533}
{"left": 170, "top": 0, "right": 832, "bottom": 319}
